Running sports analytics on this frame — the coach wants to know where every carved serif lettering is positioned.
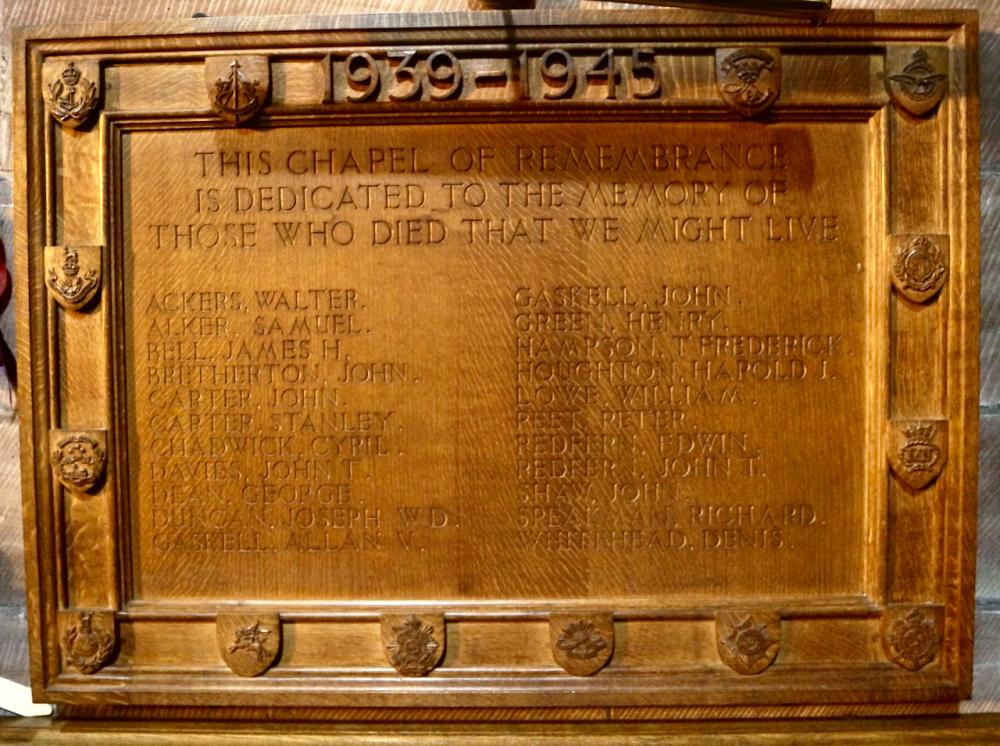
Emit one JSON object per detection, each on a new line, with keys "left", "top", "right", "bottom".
{"left": 124, "top": 120, "right": 869, "bottom": 603}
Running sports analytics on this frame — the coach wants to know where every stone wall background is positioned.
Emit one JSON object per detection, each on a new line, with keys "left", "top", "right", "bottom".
{"left": 0, "top": 0, "right": 994, "bottom": 716}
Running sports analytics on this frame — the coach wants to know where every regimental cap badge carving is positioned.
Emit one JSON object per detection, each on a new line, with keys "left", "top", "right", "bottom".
{"left": 59, "top": 610, "right": 116, "bottom": 674}
{"left": 43, "top": 60, "right": 100, "bottom": 128}
{"left": 716, "top": 611, "right": 781, "bottom": 675}
{"left": 45, "top": 245, "right": 102, "bottom": 311}
{"left": 49, "top": 429, "right": 107, "bottom": 494}
{"left": 217, "top": 613, "right": 281, "bottom": 676}
{"left": 550, "top": 612, "right": 614, "bottom": 676}
{"left": 715, "top": 47, "right": 781, "bottom": 118}
{"left": 888, "top": 419, "right": 948, "bottom": 490}
{"left": 891, "top": 234, "right": 949, "bottom": 303}
{"left": 380, "top": 613, "right": 445, "bottom": 677}
{"left": 887, "top": 47, "right": 948, "bottom": 117}
{"left": 205, "top": 55, "right": 270, "bottom": 125}
{"left": 882, "top": 605, "right": 942, "bottom": 671}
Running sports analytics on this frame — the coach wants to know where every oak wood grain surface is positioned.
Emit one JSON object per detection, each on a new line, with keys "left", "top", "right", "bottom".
{"left": 0, "top": 0, "right": 995, "bottom": 728}
{"left": 1, "top": 714, "right": 1000, "bottom": 744}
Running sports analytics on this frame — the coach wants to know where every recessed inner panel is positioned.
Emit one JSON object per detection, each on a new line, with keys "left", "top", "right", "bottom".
{"left": 123, "top": 121, "right": 870, "bottom": 603}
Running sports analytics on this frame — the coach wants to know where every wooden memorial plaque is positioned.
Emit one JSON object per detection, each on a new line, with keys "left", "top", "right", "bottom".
{"left": 14, "top": 8, "right": 979, "bottom": 719}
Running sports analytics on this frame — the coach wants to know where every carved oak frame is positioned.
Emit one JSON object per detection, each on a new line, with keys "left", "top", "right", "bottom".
{"left": 14, "top": 9, "right": 978, "bottom": 718}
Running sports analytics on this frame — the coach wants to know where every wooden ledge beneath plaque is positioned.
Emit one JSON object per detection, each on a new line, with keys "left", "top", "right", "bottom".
{"left": 3, "top": 716, "right": 1000, "bottom": 743}
{"left": 13, "top": 6, "right": 979, "bottom": 722}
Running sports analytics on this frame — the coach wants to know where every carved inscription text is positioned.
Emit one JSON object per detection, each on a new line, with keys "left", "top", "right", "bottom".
{"left": 123, "top": 120, "right": 869, "bottom": 601}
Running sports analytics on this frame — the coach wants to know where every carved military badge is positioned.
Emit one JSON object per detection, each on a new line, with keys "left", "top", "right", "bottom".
{"left": 550, "top": 612, "right": 614, "bottom": 676}
{"left": 59, "top": 610, "right": 116, "bottom": 674}
{"left": 44, "top": 60, "right": 100, "bottom": 127}
{"left": 206, "top": 56, "right": 270, "bottom": 124}
{"left": 891, "top": 235, "right": 949, "bottom": 303}
{"left": 888, "top": 420, "right": 948, "bottom": 490}
{"left": 715, "top": 48, "right": 781, "bottom": 118}
{"left": 217, "top": 613, "right": 281, "bottom": 676}
{"left": 45, "top": 245, "right": 102, "bottom": 311}
{"left": 882, "top": 606, "right": 942, "bottom": 671}
{"left": 49, "top": 430, "right": 107, "bottom": 494}
{"left": 380, "top": 613, "right": 445, "bottom": 676}
{"left": 716, "top": 611, "right": 781, "bottom": 675}
{"left": 886, "top": 47, "right": 948, "bottom": 117}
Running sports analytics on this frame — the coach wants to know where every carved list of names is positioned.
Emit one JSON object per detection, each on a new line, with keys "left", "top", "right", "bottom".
{"left": 124, "top": 121, "right": 870, "bottom": 601}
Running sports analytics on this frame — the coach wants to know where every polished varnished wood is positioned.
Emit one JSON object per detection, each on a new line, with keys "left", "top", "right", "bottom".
{"left": 2, "top": 715, "right": 1000, "bottom": 744}
{"left": 10, "top": 3, "right": 980, "bottom": 720}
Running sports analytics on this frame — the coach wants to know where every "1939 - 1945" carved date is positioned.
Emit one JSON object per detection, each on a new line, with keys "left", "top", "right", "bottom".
{"left": 330, "top": 48, "right": 665, "bottom": 103}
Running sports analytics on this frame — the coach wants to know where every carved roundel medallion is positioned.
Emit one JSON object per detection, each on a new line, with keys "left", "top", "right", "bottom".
{"left": 888, "top": 419, "right": 948, "bottom": 491}
{"left": 882, "top": 606, "right": 941, "bottom": 671}
{"left": 59, "top": 610, "right": 116, "bottom": 675}
{"left": 44, "top": 60, "right": 100, "bottom": 128}
{"left": 380, "top": 613, "right": 445, "bottom": 677}
{"left": 49, "top": 430, "right": 107, "bottom": 494}
{"left": 715, "top": 47, "right": 781, "bottom": 118}
{"left": 550, "top": 612, "right": 614, "bottom": 676}
{"left": 886, "top": 47, "right": 949, "bottom": 117}
{"left": 217, "top": 613, "right": 282, "bottom": 677}
{"left": 891, "top": 235, "right": 948, "bottom": 303}
{"left": 716, "top": 611, "right": 781, "bottom": 675}
{"left": 205, "top": 55, "right": 270, "bottom": 125}
{"left": 45, "top": 245, "right": 102, "bottom": 311}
